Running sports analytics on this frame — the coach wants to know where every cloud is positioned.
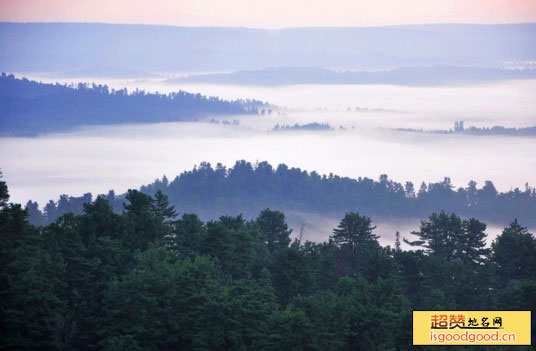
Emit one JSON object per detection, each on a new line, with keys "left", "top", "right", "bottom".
{"left": 1, "top": 0, "right": 535, "bottom": 27}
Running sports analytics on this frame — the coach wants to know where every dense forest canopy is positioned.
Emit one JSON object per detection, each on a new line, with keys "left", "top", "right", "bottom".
{"left": 1, "top": 172, "right": 535, "bottom": 350}
{"left": 27, "top": 161, "right": 536, "bottom": 228}
{"left": 0, "top": 74, "right": 263, "bottom": 136}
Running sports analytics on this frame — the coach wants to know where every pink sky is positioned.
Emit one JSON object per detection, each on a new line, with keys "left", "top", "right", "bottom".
{"left": 1, "top": 0, "right": 536, "bottom": 27}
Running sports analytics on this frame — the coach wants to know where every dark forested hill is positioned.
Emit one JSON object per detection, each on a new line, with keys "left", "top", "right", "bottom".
{"left": 27, "top": 161, "right": 536, "bottom": 227}
{"left": 0, "top": 74, "right": 262, "bottom": 135}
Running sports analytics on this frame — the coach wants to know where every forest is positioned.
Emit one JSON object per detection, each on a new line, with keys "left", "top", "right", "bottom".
{"left": 171, "top": 66, "right": 536, "bottom": 86}
{"left": 1, "top": 170, "right": 535, "bottom": 350}
{"left": 27, "top": 161, "right": 536, "bottom": 227}
{"left": 0, "top": 74, "right": 263, "bottom": 136}
{"left": 272, "top": 123, "right": 333, "bottom": 131}
{"left": 395, "top": 121, "right": 536, "bottom": 137}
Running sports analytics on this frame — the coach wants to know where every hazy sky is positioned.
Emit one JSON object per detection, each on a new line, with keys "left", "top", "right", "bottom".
{"left": 1, "top": 0, "right": 536, "bottom": 27}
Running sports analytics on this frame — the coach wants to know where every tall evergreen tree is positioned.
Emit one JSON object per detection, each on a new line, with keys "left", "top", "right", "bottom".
{"left": 461, "top": 217, "right": 490, "bottom": 264}
{"left": 256, "top": 209, "right": 292, "bottom": 253}
{"left": 491, "top": 219, "right": 536, "bottom": 281}
{"left": 404, "top": 211, "right": 463, "bottom": 261}
{"left": 152, "top": 190, "right": 178, "bottom": 221}
{"left": 0, "top": 170, "right": 8, "bottom": 208}
{"left": 331, "top": 212, "right": 378, "bottom": 254}
{"left": 123, "top": 190, "right": 167, "bottom": 250}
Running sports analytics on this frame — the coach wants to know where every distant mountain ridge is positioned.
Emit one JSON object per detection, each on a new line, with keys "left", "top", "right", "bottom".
{"left": 1, "top": 22, "right": 535, "bottom": 74}
{"left": 169, "top": 66, "right": 536, "bottom": 86}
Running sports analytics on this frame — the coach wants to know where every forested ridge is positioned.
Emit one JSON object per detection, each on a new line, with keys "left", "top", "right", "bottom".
{"left": 0, "top": 74, "right": 263, "bottom": 136}
{"left": 28, "top": 161, "right": 536, "bottom": 227}
{"left": 395, "top": 120, "right": 536, "bottom": 137}
{"left": 172, "top": 66, "right": 536, "bottom": 86}
{"left": 1, "top": 170, "right": 535, "bottom": 350}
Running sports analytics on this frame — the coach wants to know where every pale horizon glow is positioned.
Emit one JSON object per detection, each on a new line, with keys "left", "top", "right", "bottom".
{"left": 1, "top": 0, "right": 536, "bottom": 28}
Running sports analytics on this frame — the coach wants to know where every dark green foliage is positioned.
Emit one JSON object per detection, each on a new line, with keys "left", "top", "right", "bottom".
{"left": 256, "top": 208, "right": 292, "bottom": 253}
{"left": 491, "top": 219, "right": 536, "bottom": 282}
{"left": 0, "top": 170, "right": 8, "bottom": 208}
{"left": 123, "top": 189, "right": 171, "bottom": 250}
{"left": 270, "top": 242, "right": 314, "bottom": 305}
{"left": 291, "top": 275, "right": 409, "bottom": 351}
{"left": 401, "top": 212, "right": 498, "bottom": 310}
{"left": 169, "top": 213, "right": 205, "bottom": 257}
{"left": 330, "top": 212, "right": 393, "bottom": 282}
{"left": 1, "top": 175, "right": 535, "bottom": 350}
{"left": 101, "top": 249, "right": 223, "bottom": 350}
{"left": 461, "top": 218, "right": 490, "bottom": 264}
{"left": 0, "top": 204, "right": 65, "bottom": 350}
{"left": 265, "top": 306, "right": 316, "bottom": 350}
{"left": 405, "top": 211, "right": 489, "bottom": 264}
{"left": 494, "top": 278, "right": 536, "bottom": 347}
{"left": 152, "top": 190, "right": 178, "bottom": 221}
{"left": 332, "top": 212, "right": 378, "bottom": 254}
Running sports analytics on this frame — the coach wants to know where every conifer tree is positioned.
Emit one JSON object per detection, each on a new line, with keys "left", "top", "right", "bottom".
{"left": 256, "top": 209, "right": 292, "bottom": 253}
{"left": 331, "top": 212, "right": 378, "bottom": 254}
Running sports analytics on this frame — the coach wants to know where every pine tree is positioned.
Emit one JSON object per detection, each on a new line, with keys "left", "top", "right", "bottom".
{"left": 395, "top": 231, "right": 401, "bottom": 252}
{"left": 404, "top": 211, "right": 463, "bottom": 261}
{"left": 461, "top": 217, "right": 490, "bottom": 264}
{"left": 256, "top": 209, "right": 292, "bottom": 253}
{"left": 491, "top": 219, "right": 536, "bottom": 281}
{"left": 331, "top": 212, "right": 378, "bottom": 254}
{"left": 152, "top": 190, "right": 177, "bottom": 221}
{"left": 123, "top": 190, "right": 166, "bottom": 250}
{"left": 123, "top": 189, "right": 153, "bottom": 215}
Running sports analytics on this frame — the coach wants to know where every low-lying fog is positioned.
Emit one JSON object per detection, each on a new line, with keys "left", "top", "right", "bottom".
{"left": 284, "top": 212, "right": 510, "bottom": 249}
{"left": 1, "top": 76, "right": 535, "bottom": 243}
{"left": 23, "top": 75, "right": 536, "bottom": 128}
{"left": 2, "top": 121, "right": 535, "bottom": 204}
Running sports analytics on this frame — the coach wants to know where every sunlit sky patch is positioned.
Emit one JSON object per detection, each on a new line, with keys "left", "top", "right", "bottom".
{"left": 1, "top": 0, "right": 536, "bottom": 27}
